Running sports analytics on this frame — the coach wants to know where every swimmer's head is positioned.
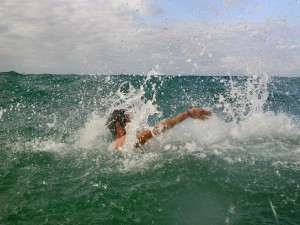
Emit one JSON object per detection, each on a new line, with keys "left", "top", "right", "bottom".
{"left": 106, "top": 109, "right": 130, "bottom": 138}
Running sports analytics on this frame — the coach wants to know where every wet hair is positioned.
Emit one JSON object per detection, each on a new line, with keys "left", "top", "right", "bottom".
{"left": 106, "top": 109, "right": 127, "bottom": 138}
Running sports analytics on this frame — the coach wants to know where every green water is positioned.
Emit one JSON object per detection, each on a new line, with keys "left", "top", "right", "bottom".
{"left": 0, "top": 72, "right": 300, "bottom": 224}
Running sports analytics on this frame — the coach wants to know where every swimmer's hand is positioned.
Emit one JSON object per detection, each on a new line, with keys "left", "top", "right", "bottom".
{"left": 187, "top": 108, "right": 212, "bottom": 120}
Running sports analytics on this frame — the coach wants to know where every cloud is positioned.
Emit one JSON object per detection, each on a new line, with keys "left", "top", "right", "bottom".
{"left": 0, "top": 0, "right": 300, "bottom": 76}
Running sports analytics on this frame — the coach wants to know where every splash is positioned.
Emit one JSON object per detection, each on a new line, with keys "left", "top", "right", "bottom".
{"left": 108, "top": 75, "right": 162, "bottom": 152}
{"left": 215, "top": 72, "right": 300, "bottom": 147}
{"left": 100, "top": 72, "right": 300, "bottom": 160}
{"left": 5, "top": 72, "right": 297, "bottom": 169}
{"left": 269, "top": 198, "right": 280, "bottom": 225}
{"left": 0, "top": 108, "right": 4, "bottom": 120}
{"left": 74, "top": 112, "right": 109, "bottom": 149}
{"left": 217, "top": 74, "right": 270, "bottom": 123}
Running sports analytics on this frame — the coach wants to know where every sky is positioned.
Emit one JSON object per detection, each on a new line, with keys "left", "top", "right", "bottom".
{"left": 1, "top": 0, "right": 300, "bottom": 76}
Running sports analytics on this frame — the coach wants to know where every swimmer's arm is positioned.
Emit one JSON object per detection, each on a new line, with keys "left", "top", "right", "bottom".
{"left": 134, "top": 108, "right": 212, "bottom": 147}
{"left": 135, "top": 130, "right": 153, "bottom": 147}
{"left": 134, "top": 112, "right": 189, "bottom": 147}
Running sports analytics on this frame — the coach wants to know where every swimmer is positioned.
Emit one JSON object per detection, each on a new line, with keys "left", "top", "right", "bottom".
{"left": 106, "top": 108, "right": 212, "bottom": 150}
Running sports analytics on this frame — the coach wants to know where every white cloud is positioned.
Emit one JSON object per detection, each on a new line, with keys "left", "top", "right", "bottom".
{"left": 0, "top": 0, "right": 300, "bottom": 76}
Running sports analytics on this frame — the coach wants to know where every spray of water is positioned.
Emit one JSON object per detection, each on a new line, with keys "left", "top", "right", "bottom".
{"left": 95, "top": 72, "right": 300, "bottom": 157}
{"left": 0, "top": 108, "right": 4, "bottom": 120}
{"left": 6, "top": 71, "right": 298, "bottom": 171}
{"left": 106, "top": 73, "right": 162, "bottom": 152}
{"left": 218, "top": 73, "right": 270, "bottom": 123}
{"left": 269, "top": 198, "right": 280, "bottom": 225}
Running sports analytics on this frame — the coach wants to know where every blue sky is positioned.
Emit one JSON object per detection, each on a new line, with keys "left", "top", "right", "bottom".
{"left": 149, "top": 0, "right": 300, "bottom": 24}
{"left": 1, "top": 0, "right": 300, "bottom": 76}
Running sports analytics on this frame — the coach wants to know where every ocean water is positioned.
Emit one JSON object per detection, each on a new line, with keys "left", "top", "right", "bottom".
{"left": 0, "top": 71, "right": 300, "bottom": 225}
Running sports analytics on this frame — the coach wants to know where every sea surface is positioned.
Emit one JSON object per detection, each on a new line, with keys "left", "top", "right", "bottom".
{"left": 0, "top": 71, "right": 300, "bottom": 225}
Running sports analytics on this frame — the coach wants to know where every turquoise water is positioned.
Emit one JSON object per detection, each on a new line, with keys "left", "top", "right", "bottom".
{"left": 0, "top": 71, "right": 300, "bottom": 224}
